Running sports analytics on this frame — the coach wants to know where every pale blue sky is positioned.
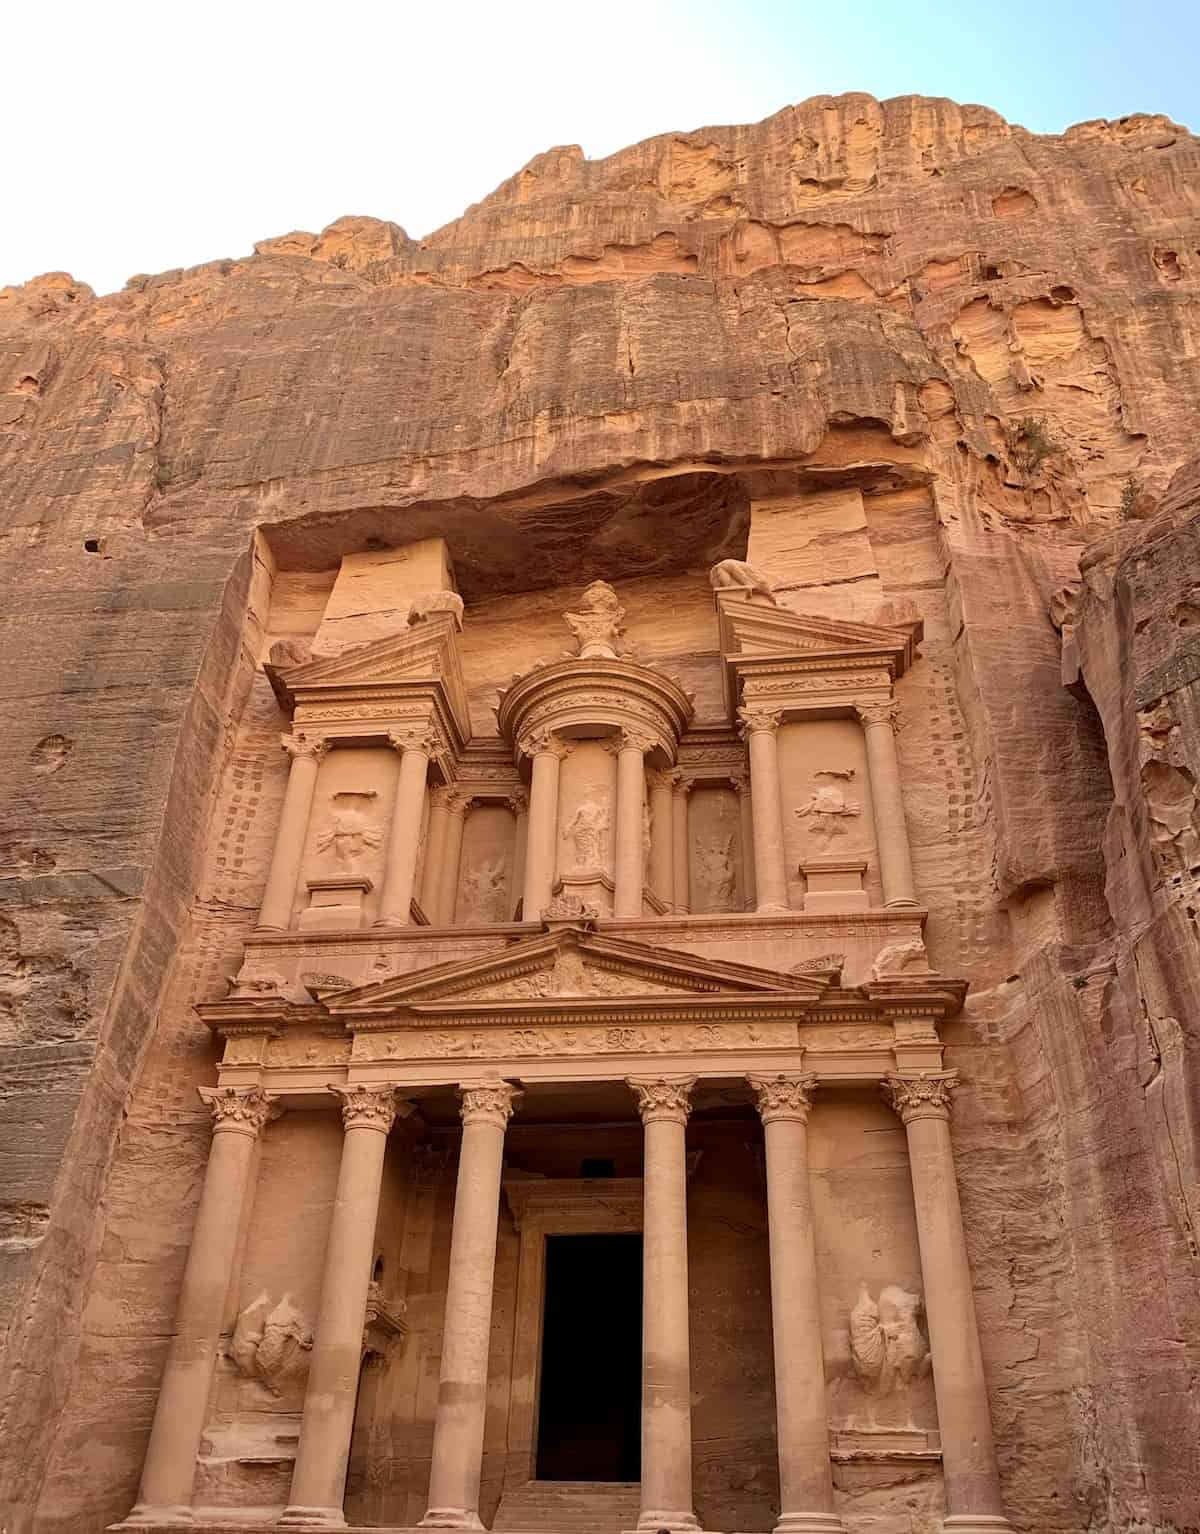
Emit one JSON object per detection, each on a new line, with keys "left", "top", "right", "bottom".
{"left": 5, "top": 0, "right": 1197, "bottom": 297}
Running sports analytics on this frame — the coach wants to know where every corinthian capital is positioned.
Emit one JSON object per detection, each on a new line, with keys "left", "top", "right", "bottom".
{"left": 749, "top": 1072, "right": 818, "bottom": 1124}
{"left": 335, "top": 1083, "right": 401, "bottom": 1133}
{"left": 737, "top": 705, "right": 783, "bottom": 738}
{"left": 519, "top": 727, "right": 571, "bottom": 761}
{"left": 459, "top": 1080, "right": 522, "bottom": 1127}
{"left": 387, "top": 723, "right": 440, "bottom": 756}
{"left": 882, "top": 1071, "right": 958, "bottom": 1124}
{"left": 856, "top": 700, "right": 901, "bottom": 731}
{"left": 200, "top": 1085, "right": 281, "bottom": 1135}
{"left": 282, "top": 733, "right": 329, "bottom": 762}
{"left": 627, "top": 1075, "right": 695, "bottom": 1124}
{"left": 619, "top": 728, "right": 656, "bottom": 756}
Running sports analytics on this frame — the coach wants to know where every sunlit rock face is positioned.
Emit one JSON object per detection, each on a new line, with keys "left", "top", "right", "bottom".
{"left": 1, "top": 92, "right": 1198, "bottom": 1534}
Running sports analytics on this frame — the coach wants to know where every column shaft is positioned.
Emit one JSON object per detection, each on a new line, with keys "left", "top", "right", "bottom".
{"left": 257, "top": 738, "right": 326, "bottom": 930}
{"left": 614, "top": 736, "right": 648, "bottom": 918}
{"left": 628, "top": 1077, "right": 698, "bottom": 1534}
{"left": 740, "top": 708, "right": 790, "bottom": 912}
{"left": 858, "top": 704, "right": 918, "bottom": 908}
{"left": 421, "top": 791, "right": 452, "bottom": 918}
{"left": 422, "top": 1083, "right": 520, "bottom": 1529}
{"left": 376, "top": 734, "right": 433, "bottom": 926}
{"left": 128, "top": 1088, "right": 277, "bottom": 1522}
{"left": 282, "top": 1086, "right": 401, "bottom": 1527}
{"left": 735, "top": 777, "right": 757, "bottom": 910}
{"left": 509, "top": 793, "right": 529, "bottom": 924}
{"left": 885, "top": 1075, "right": 1012, "bottom": 1534}
{"left": 647, "top": 772, "right": 675, "bottom": 909}
{"left": 436, "top": 794, "right": 471, "bottom": 925}
{"left": 671, "top": 782, "right": 691, "bottom": 914}
{"left": 751, "top": 1076, "right": 843, "bottom": 1534}
{"left": 521, "top": 736, "right": 563, "bottom": 921}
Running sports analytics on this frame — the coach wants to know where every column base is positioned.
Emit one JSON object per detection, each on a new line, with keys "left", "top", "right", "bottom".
{"left": 120, "top": 1508, "right": 194, "bottom": 1527}
{"left": 755, "top": 902, "right": 790, "bottom": 915}
{"left": 418, "top": 1512, "right": 485, "bottom": 1530}
{"left": 278, "top": 1508, "right": 348, "bottom": 1528}
{"left": 772, "top": 1516, "right": 846, "bottom": 1534}
{"left": 631, "top": 1511, "right": 702, "bottom": 1533}
{"left": 941, "top": 1520, "right": 1015, "bottom": 1533}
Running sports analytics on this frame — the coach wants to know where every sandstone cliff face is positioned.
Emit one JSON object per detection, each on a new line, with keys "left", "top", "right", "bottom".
{"left": 1, "top": 93, "right": 1198, "bottom": 1533}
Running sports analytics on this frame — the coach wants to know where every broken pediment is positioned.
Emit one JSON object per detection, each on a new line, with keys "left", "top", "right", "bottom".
{"left": 321, "top": 925, "right": 829, "bottom": 1021}
{"left": 267, "top": 610, "right": 470, "bottom": 742}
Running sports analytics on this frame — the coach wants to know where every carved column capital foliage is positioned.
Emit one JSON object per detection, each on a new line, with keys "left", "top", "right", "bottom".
{"left": 671, "top": 771, "right": 692, "bottom": 799}
{"left": 199, "top": 1085, "right": 281, "bottom": 1135}
{"left": 458, "top": 1079, "right": 522, "bottom": 1128}
{"left": 518, "top": 727, "right": 572, "bottom": 761}
{"left": 507, "top": 787, "right": 529, "bottom": 815}
{"left": 749, "top": 1072, "right": 819, "bottom": 1124}
{"left": 883, "top": 1071, "right": 958, "bottom": 1124}
{"left": 730, "top": 772, "right": 750, "bottom": 798}
{"left": 627, "top": 1075, "right": 696, "bottom": 1125}
{"left": 281, "top": 733, "right": 330, "bottom": 763}
{"left": 442, "top": 787, "right": 474, "bottom": 818}
{"left": 387, "top": 724, "right": 440, "bottom": 756}
{"left": 737, "top": 704, "right": 783, "bottom": 738}
{"left": 645, "top": 768, "right": 676, "bottom": 792}
{"left": 855, "top": 700, "right": 902, "bottom": 731}
{"left": 620, "top": 727, "right": 656, "bottom": 756}
{"left": 334, "top": 1083, "right": 401, "bottom": 1133}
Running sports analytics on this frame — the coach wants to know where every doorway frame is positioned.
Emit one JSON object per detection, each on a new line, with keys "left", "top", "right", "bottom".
{"left": 500, "top": 1177, "right": 643, "bottom": 1490}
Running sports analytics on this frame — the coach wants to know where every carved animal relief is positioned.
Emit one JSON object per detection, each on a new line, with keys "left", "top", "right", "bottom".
{"left": 849, "top": 1283, "right": 930, "bottom": 1395}
{"left": 228, "top": 1293, "right": 313, "bottom": 1397}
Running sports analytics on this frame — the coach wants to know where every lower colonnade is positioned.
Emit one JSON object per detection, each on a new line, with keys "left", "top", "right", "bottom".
{"left": 120, "top": 1063, "right": 1011, "bottom": 1534}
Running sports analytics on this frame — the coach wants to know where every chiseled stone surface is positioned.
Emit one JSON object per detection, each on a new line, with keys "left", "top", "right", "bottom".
{"left": 0, "top": 91, "right": 1199, "bottom": 1534}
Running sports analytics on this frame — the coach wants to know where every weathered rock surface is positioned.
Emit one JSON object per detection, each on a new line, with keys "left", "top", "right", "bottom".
{"left": 1, "top": 92, "right": 1199, "bottom": 1533}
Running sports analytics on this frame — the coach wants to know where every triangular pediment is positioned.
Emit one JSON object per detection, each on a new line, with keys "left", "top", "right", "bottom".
{"left": 323, "top": 926, "right": 828, "bottom": 1018}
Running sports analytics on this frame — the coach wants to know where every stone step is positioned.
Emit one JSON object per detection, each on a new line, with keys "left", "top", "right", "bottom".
{"left": 491, "top": 1481, "right": 642, "bottom": 1533}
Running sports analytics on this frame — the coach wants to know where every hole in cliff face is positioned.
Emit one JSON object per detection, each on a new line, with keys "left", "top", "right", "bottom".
{"left": 1153, "top": 247, "right": 1183, "bottom": 282}
{"left": 83, "top": 537, "right": 104, "bottom": 554}
{"left": 31, "top": 735, "right": 73, "bottom": 775}
{"left": 992, "top": 187, "right": 1038, "bottom": 218}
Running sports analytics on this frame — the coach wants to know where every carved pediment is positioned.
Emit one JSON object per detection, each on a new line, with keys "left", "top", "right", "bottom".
{"left": 268, "top": 612, "right": 469, "bottom": 739}
{"left": 717, "top": 599, "right": 918, "bottom": 670}
{"left": 322, "top": 926, "right": 824, "bottom": 1020}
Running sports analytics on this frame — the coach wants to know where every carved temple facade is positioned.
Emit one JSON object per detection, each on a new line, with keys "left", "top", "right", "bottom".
{"left": 114, "top": 537, "right": 1015, "bottom": 1534}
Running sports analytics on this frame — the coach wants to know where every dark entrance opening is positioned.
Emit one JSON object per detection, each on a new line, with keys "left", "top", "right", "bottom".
{"left": 535, "top": 1233, "right": 642, "bottom": 1482}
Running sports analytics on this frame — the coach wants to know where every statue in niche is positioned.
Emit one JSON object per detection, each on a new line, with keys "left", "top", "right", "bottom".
{"left": 315, "top": 792, "right": 382, "bottom": 868}
{"left": 849, "top": 1284, "right": 931, "bottom": 1395}
{"left": 794, "top": 769, "right": 861, "bottom": 846}
{"left": 696, "top": 834, "right": 736, "bottom": 908}
{"left": 563, "top": 580, "right": 627, "bottom": 659}
{"left": 460, "top": 857, "right": 508, "bottom": 923}
{"left": 229, "top": 1292, "right": 313, "bottom": 1397}
{"left": 566, "top": 800, "right": 610, "bottom": 870}
{"left": 709, "top": 558, "right": 777, "bottom": 603}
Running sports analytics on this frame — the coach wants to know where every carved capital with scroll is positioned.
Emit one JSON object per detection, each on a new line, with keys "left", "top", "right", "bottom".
{"left": 749, "top": 1072, "right": 819, "bottom": 1124}
{"left": 619, "top": 727, "right": 656, "bottom": 756}
{"left": 518, "top": 727, "right": 572, "bottom": 761}
{"left": 387, "top": 724, "right": 440, "bottom": 756}
{"left": 281, "top": 733, "right": 330, "bottom": 763}
{"left": 334, "top": 1083, "right": 403, "bottom": 1133}
{"left": 882, "top": 1071, "right": 958, "bottom": 1124}
{"left": 737, "top": 705, "right": 783, "bottom": 738}
{"left": 459, "top": 1079, "right": 522, "bottom": 1128}
{"left": 506, "top": 787, "right": 529, "bottom": 816}
{"left": 627, "top": 1075, "right": 696, "bottom": 1125}
{"left": 200, "top": 1085, "right": 281, "bottom": 1136}
{"left": 856, "top": 700, "right": 902, "bottom": 731}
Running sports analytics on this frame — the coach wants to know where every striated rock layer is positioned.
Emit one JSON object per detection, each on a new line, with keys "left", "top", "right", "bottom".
{"left": 0, "top": 92, "right": 1198, "bottom": 1533}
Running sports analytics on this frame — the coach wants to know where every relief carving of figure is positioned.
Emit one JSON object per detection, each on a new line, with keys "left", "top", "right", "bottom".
{"left": 229, "top": 1292, "right": 313, "bottom": 1397}
{"left": 315, "top": 796, "right": 383, "bottom": 868}
{"left": 849, "top": 1283, "right": 930, "bottom": 1395}
{"left": 696, "top": 834, "right": 736, "bottom": 908}
{"left": 563, "top": 580, "right": 627, "bottom": 659}
{"left": 460, "top": 856, "right": 508, "bottom": 923}
{"left": 794, "top": 771, "right": 861, "bottom": 845}
{"left": 871, "top": 938, "right": 932, "bottom": 980}
{"left": 566, "top": 800, "right": 610, "bottom": 870}
{"left": 709, "top": 558, "right": 777, "bottom": 603}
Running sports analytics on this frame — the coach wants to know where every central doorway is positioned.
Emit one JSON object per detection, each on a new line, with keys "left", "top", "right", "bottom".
{"left": 535, "top": 1233, "right": 643, "bottom": 1482}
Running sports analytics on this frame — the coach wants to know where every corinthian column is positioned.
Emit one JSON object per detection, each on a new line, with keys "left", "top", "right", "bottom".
{"left": 434, "top": 789, "right": 472, "bottom": 925}
{"left": 749, "top": 1075, "right": 843, "bottom": 1534}
{"left": 282, "top": 1085, "right": 405, "bottom": 1527}
{"left": 856, "top": 702, "right": 918, "bottom": 908}
{"left": 376, "top": 728, "right": 436, "bottom": 926}
{"left": 509, "top": 790, "right": 529, "bottom": 923}
{"left": 738, "top": 705, "right": 790, "bottom": 912}
{"left": 733, "top": 775, "right": 757, "bottom": 910}
{"left": 421, "top": 785, "right": 454, "bottom": 918}
{"left": 127, "top": 1088, "right": 279, "bottom": 1523}
{"left": 646, "top": 769, "right": 675, "bottom": 909}
{"left": 883, "top": 1074, "right": 1013, "bottom": 1534}
{"left": 257, "top": 736, "right": 329, "bottom": 931}
{"left": 422, "top": 1081, "right": 521, "bottom": 1529}
{"left": 627, "top": 1076, "right": 699, "bottom": 1533}
{"left": 520, "top": 730, "right": 567, "bottom": 921}
{"left": 614, "top": 730, "right": 651, "bottom": 918}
